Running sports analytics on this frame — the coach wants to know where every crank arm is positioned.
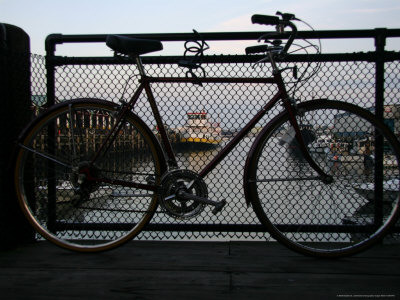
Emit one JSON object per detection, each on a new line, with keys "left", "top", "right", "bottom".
{"left": 177, "top": 191, "right": 227, "bottom": 215}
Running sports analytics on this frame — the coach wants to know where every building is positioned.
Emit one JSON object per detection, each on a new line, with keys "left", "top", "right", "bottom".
{"left": 333, "top": 104, "right": 400, "bottom": 140}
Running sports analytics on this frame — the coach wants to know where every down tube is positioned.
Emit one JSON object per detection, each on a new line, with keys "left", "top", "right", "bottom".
{"left": 199, "top": 91, "right": 284, "bottom": 178}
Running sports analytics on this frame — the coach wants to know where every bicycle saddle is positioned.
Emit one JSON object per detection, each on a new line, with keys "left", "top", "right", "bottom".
{"left": 106, "top": 35, "right": 163, "bottom": 56}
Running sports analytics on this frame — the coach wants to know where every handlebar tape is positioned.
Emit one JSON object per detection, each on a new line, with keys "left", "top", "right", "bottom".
{"left": 251, "top": 15, "right": 280, "bottom": 26}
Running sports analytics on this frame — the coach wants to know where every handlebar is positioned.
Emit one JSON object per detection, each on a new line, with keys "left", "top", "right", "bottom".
{"left": 245, "top": 45, "right": 270, "bottom": 55}
{"left": 251, "top": 15, "right": 281, "bottom": 26}
{"left": 248, "top": 12, "right": 298, "bottom": 56}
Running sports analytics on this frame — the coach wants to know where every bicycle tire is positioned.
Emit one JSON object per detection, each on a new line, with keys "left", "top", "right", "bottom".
{"left": 244, "top": 100, "right": 400, "bottom": 258}
{"left": 14, "top": 99, "right": 166, "bottom": 252}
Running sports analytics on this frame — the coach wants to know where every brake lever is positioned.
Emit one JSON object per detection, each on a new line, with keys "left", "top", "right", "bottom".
{"left": 276, "top": 11, "right": 297, "bottom": 21}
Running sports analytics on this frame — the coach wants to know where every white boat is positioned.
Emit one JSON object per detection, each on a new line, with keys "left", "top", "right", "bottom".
{"left": 37, "top": 181, "right": 77, "bottom": 203}
{"left": 36, "top": 181, "right": 113, "bottom": 221}
{"left": 342, "top": 201, "right": 400, "bottom": 243}
{"left": 352, "top": 178, "right": 400, "bottom": 203}
{"left": 308, "top": 135, "right": 331, "bottom": 153}
{"left": 37, "top": 181, "right": 112, "bottom": 203}
{"left": 180, "top": 111, "right": 222, "bottom": 147}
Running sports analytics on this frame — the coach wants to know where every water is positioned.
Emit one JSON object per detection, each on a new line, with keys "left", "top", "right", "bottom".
{"left": 34, "top": 133, "right": 399, "bottom": 243}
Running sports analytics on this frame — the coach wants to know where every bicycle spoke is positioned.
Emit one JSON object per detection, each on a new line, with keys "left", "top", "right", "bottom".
{"left": 18, "top": 143, "right": 72, "bottom": 169}
{"left": 68, "top": 104, "right": 78, "bottom": 158}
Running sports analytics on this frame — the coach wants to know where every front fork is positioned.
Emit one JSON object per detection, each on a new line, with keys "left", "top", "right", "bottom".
{"left": 282, "top": 97, "right": 333, "bottom": 184}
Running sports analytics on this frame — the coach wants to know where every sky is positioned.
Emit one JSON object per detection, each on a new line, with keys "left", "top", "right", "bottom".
{"left": 1, "top": 0, "right": 400, "bottom": 56}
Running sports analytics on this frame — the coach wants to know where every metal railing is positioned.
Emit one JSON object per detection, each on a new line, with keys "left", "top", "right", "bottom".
{"left": 30, "top": 28, "right": 400, "bottom": 240}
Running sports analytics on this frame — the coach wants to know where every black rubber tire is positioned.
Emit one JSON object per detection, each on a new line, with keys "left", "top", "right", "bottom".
{"left": 244, "top": 100, "right": 400, "bottom": 258}
{"left": 14, "top": 99, "right": 166, "bottom": 252}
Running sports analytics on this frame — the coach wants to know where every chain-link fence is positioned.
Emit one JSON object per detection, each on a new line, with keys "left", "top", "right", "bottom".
{"left": 23, "top": 30, "right": 400, "bottom": 241}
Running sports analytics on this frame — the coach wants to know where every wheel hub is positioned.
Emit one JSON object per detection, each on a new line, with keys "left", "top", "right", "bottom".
{"left": 69, "top": 161, "right": 101, "bottom": 204}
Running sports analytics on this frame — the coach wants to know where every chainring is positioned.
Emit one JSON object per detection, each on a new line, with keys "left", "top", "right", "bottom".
{"left": 159, "top": 169, "right": 208, "bottom": 219}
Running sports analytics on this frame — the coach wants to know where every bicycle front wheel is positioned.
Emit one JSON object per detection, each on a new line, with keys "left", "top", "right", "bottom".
{"left": 14, "top": 99, "right": 166, "bottom": 252}
{"left": 245, "top": 100, "right": 400, "bottom": 257}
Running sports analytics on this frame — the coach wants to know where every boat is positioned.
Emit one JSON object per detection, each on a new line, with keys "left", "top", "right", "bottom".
{"left": 37, "top": 181, "right": 113, "bottom": 203}
{"left": 180, "top": 111, "right": 222, "bottom": 148}
{"left": 353, "top": 138, "right": 374, "bottom": 155}
{"left": 343, "top": 178, "right": 399, "bottom": 243}
{"left": 384, "top": 155, "right": 398, "bottom": 168}
{"left": 352, "top": 178, "right": 400, "bottom": 203}
{"left": 37, "top": 181, "right": 79, "bottom": 203}
{"left": 308, "top": 135, "right": 331, "bottom": 153}
{"left": 36, "top": 181, "right": 113, "bottom": 221}
{"left": 279, "top": 125, "right": 316, "bottom": 159}
{"left": 342, "top": 201, "right": 400, "bottom": 243}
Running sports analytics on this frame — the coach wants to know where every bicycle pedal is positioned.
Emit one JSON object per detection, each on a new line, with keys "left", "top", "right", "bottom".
{"left": 212, "top": 199, "right": 227, "bottom": 215}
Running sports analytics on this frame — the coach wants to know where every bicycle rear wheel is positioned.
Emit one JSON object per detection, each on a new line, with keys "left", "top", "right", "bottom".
{"left": 14, "top": 99, "right": 166, "bottom": 252}
{"left": 245, "top": 100, "right": 400, "bottom": 257}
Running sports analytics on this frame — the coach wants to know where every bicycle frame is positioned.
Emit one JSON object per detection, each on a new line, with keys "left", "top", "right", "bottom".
{"left": 89, "top": 56, "right": 330, "bottom": 192}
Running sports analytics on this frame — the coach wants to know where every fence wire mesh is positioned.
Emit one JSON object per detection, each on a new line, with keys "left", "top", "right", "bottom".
{"left": 26, "top": 40, "right": 400, "bottom": 242}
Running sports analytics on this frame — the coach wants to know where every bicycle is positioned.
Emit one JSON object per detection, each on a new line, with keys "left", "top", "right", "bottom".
{"left": 14, "top": 12, "right": 400, "bottom": 257}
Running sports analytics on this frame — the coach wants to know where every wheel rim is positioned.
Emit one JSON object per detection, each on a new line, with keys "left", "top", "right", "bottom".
{"left": 247, "top": 101, "right": 400, "bottom": 257}
{"left": 15, "top": 101, "right": 162, "bottom": 252}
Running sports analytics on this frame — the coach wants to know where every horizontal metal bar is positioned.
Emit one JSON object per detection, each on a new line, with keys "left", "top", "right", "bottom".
{"left": 148, "top": 76, "right": 276, "bottom": 84}
{"left": 53, "top": 222, "right": 400, "bottom": 233}
{"left": 249, "top": 176, "right": 322, "bottom": 183}
{"left": 46, "top": 28, "right": 400, "bottom": 47}
{"left": 45, "top": 28, "right": 400, "bottom": 59}
{"left": 145, "top": 223, "right": 380, "bottom": 233}
{"left": 49, "top": 51, "right": 400, "bottom": 67}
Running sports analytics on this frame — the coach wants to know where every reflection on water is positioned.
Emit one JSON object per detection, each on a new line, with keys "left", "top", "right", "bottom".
{"left": 177, "top": 146, "right": 222, "bottom": 172}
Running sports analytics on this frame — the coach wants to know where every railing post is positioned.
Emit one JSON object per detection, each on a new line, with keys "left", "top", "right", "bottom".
{"left": 374, "top": 28, "right": 387, "bottom": 227}
{"left": 374, "top": 28, "right": 386, "bottom": 122}
{"left": 44, "top": 35, "right": 59, "bottom": 232}
{"left": 0, "top": 24, "right": 35, "bottom": 248}
{"left": 45, "top": 34, "right": 60, "bottom": 107}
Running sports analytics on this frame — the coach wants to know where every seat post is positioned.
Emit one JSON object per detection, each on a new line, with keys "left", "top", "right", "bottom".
{"left": 134, "top": 55, "right": 147, "bottom": 76}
